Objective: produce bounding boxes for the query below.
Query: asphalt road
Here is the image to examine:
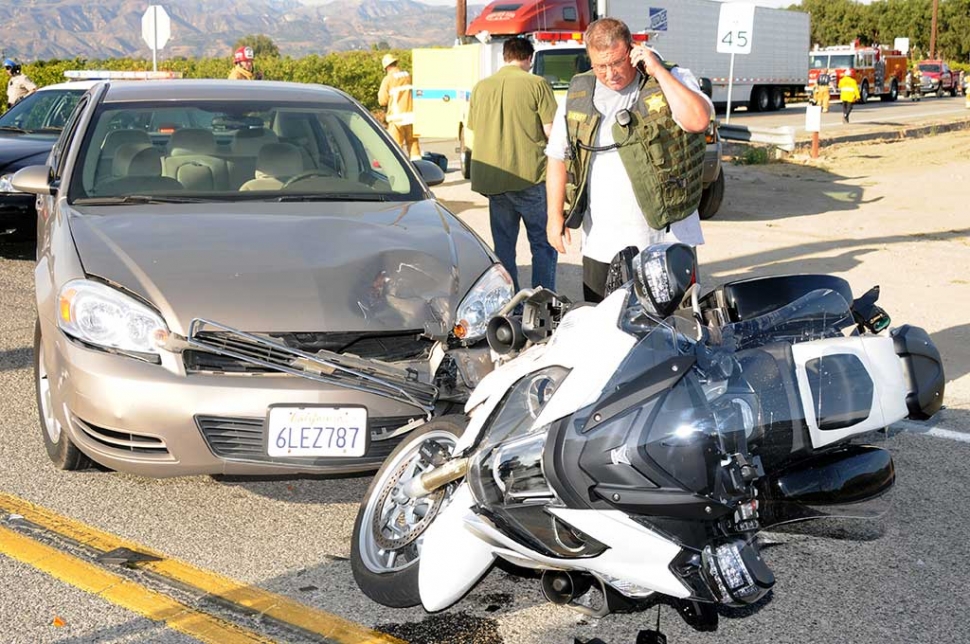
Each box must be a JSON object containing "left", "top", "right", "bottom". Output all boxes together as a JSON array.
[
  {"left": 1, "top": 105, "right": 969, "bottom": 644},
  {"left": 721, "top": 91, "right": 968, "bottom": 133}
]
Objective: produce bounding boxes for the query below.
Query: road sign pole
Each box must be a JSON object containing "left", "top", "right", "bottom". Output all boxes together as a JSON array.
[
  {"left": 725, "top": 52, "right": 736, "bottom": 124},
  {"left": 152, "top": 6, "right": 158, "bottom": 71}
]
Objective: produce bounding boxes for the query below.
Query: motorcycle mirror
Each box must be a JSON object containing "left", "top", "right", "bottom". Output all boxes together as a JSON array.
[
  {"left": 520, "top": 288, "right": 571, "bottom": 343},
  {"left": 633, "top": 243, "right": 697, "bottom": 318}
]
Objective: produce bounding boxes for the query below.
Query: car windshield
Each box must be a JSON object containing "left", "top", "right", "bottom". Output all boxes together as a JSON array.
[
  {"left": 918, "top": 63, "right": 941, "bottom": 73},
  {"left": 68, "top": 99, "right": 422, "bottom": 203},
  {"left": 532, "top": 49, "right": 591, "bottom": 90},
  {"left": 0, "top": 88, "right": 86, "bottom": 133}
]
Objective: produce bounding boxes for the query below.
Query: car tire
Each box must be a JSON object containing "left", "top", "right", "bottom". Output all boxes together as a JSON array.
[
  {"left": 459, "top": 130, "right": 471, "bottom": 181},
  {"left": 699, "top": 170, "right": 725, "bottom": 221},
  {"left": 859, "top": 81, "right": 869, "bottom": 104},
  {"left": 35, "top": 320, "right": 90, "bottom": 471},
  {"left": 351, "top": 415, "right": 467, "bottom": 608}
]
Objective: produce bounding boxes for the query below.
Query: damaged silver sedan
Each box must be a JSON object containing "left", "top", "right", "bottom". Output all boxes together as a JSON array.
[{"left": 16, "top": 80, "right": 512, "bottom": 477}]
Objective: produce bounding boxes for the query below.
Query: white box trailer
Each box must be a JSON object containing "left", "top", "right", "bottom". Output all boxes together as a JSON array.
[{"left": 602, "top": 0, "right": 809, "bottom": 111}]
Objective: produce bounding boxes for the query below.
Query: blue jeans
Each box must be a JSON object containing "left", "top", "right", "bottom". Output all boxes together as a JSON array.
[{"left": 487, "top": 183, "right": 557, "bottom": 292}]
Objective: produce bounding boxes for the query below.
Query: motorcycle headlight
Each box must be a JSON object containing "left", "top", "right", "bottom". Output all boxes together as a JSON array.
[
  {"left": 57, "top": 280, "right": 168, "bottom": 355},
  {"left": 469, "top": 366, "right": 570, "bottom": 506},
  {"left": 0, "top": 173, "right": 21, "bottom": 194},
  {"left": 455, "top": 263, "right": 514, "bottom": 342}
]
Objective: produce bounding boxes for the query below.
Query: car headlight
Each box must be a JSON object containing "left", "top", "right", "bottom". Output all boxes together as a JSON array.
[
  {"left": 57, "top": 280, "right": 168, "bottom": 355},
  {"left": 455, "top": 263, "right": 513, "bottom": 341},
  {"left": 0, "top": 173, "right": 21, "bottom": 194}
]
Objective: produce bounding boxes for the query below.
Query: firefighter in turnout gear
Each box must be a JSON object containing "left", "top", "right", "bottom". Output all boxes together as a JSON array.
[
  {"left": 228, "top": 46, "right": 259, "bottom": 80},
  {"left": 906, "top": 66, "right": 922, "bottom": 101},
  {"left": 545, "top": 18, "right": 713, "bottom": 302},
  {"left": 815, "top": 68, "right": 831, "bottom": 112},
  {"left": 378, "top": 54, "right": 421, "bottom": 160}
]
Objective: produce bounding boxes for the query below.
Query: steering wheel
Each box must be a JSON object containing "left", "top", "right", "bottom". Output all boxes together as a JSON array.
[{"left": 282, "top": 169, "right": 336, "bottom": 188}]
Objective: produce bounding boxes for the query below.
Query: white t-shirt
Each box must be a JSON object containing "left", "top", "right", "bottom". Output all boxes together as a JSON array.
[{"left": 546, "top": 68, "right": 712, "bottom": 263}]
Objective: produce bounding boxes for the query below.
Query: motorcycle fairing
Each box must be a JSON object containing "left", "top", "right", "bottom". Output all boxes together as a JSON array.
[
  {"left": 790, "top": 336, "right": 908, "bottom": 448},
  {"left": 456, "top": 507, "right": 689, "bottom": 599},
  {"left": 455, "top": 290, "right": 636, "bottom": 455},
  {"left": 548, "top": 508, "right": 691, "bottom": 599},
  {"left": 418, "top": 484, "right": 496, "bottom": 612}
]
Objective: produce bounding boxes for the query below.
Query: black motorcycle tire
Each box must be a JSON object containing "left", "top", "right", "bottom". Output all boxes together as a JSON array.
[{"left": 350, "top": 415, "right": 467, "bottom": 608}]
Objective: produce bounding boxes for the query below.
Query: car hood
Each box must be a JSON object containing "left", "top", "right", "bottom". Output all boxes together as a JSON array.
[
  {"left": 68, "top": 200, "right": 495, "bottom": 336},
  {"left": 0, "top": 135, "right": 55, "bottom": 173}
]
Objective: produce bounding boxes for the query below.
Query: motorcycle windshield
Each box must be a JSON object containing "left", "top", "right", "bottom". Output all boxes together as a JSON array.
[
  {"left": 595, "top": 288, "right": 893, "bottom": 534},
  {"left": 718, "top": 289, "right": 856, "bottom": 351}
]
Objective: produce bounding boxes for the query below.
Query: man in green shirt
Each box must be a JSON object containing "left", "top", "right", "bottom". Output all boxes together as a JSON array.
[{"left": 467, "top": 38, "right": 558, "bottom": 291}]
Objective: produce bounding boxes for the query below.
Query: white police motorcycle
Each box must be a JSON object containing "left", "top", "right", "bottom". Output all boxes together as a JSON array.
[{"left": 350, "top": 243, "right": 944, "bottom": 630}]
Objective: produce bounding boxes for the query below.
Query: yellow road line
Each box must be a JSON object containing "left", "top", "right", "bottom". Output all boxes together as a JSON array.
[
  {"left": 0, "top": 492, "right": 404, "bottom": 644},
  {"left": 0, "top": 525, "right": 274, "bottom": 644}
]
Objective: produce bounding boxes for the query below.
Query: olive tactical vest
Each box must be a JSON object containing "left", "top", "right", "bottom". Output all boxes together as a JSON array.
[{"left": 564, "top": 71, "right": 706, "bottom": 231}]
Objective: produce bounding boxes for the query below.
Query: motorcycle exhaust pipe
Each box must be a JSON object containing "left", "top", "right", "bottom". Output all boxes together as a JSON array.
[
  {"left": 541, "top": 570, "right": 593, "bottom": 606},
  {"left": 401, "top": 457, "right": 469, "bottom": 499}
]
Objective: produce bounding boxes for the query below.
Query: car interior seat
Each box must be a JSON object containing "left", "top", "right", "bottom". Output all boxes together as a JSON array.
[
  {"left": 96, "top": 130, "right": 153, "bottom": 184},
  {"left": 162, "top": 128, "right": 231, "bottom": 191},
  {"left": 94, "top": 144, "right": 183, "bottom": 196},
  {"left": 227, "top": 127, "right": 279, "bottom": 189},
  {"left": 239, "top": 142, "right": 304, "bottom": 191}
]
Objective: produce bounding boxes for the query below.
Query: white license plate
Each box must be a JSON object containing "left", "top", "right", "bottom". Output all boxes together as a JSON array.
[{"left": 266, "top": 406, "right": 367, "bottom": 458}]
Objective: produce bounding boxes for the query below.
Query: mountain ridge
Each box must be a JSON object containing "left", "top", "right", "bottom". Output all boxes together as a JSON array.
[{"left": 0, "top": 0, "right": 483, "bottom": 61}]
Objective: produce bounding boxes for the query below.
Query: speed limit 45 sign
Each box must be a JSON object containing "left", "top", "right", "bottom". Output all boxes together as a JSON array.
[{"left": 716, "top": 2, "right": 755, "bottom": 55}]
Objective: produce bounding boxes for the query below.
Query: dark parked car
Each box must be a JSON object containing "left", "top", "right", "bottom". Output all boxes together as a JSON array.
[{"left": 0, "top": 81, "right": 94, "bottom": 240}]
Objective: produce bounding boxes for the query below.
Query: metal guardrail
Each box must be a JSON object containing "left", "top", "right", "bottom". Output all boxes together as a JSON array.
[{"left": 718, "top": 123, "right": 797, "bottom": 152}]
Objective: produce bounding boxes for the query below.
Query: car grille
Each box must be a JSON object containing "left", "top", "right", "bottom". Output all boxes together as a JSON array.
[
  {"left": 72, "top": 415, "right": 171, "bottom": 458},
  {"left": 184, "top": 331, "right": 433, "bottom": 373},
  {"left": 195, "top": 414, "right": 415, "bottom": 465},
  {"left": 186, "top": 320, "right": 439, "bottom": 413},
  {"left": 273, "top": 331, "right": 433, "bottom": 361}
]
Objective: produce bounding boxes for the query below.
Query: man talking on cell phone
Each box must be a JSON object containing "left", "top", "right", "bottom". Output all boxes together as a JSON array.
[{"left": 545, "top": 18, "right": 713, "bottom": 303}]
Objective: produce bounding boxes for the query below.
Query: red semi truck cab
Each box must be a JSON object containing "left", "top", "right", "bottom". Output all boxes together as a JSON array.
[{"left": 466, "top": 0, "right": 594, "bottom": 37}]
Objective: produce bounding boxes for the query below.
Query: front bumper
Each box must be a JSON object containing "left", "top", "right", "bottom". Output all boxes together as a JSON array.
[
  {"left": 0, "top": 193, "right": 35, "bottom": 237},
  {"left": 43, "top": 320, "right": 446, "bottom": 477}
]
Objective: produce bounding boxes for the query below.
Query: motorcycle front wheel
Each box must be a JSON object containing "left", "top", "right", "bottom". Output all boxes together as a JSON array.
[{"left": 351, "top": 415, "right": 467, "bottom": 607}]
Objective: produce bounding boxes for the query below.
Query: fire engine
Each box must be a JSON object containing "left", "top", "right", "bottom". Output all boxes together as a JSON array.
[{"left": 807, "top": 41, "right": 908, "bottom": 103}]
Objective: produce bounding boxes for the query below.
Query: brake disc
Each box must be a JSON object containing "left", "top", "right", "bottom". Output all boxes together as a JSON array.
[{"left": 371, "top": 444, "right": 449, "bottom": 551}]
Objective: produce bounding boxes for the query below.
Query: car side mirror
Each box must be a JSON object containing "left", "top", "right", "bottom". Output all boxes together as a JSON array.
[
  {"left": 412, "top": 159, "right": 445, "bottom": 187},
  {"left": 699, "top": 77, "right": 714, "bottom": 100},
  {"left": 11, "top": 165, "right": 55, "bottom": 196}
]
